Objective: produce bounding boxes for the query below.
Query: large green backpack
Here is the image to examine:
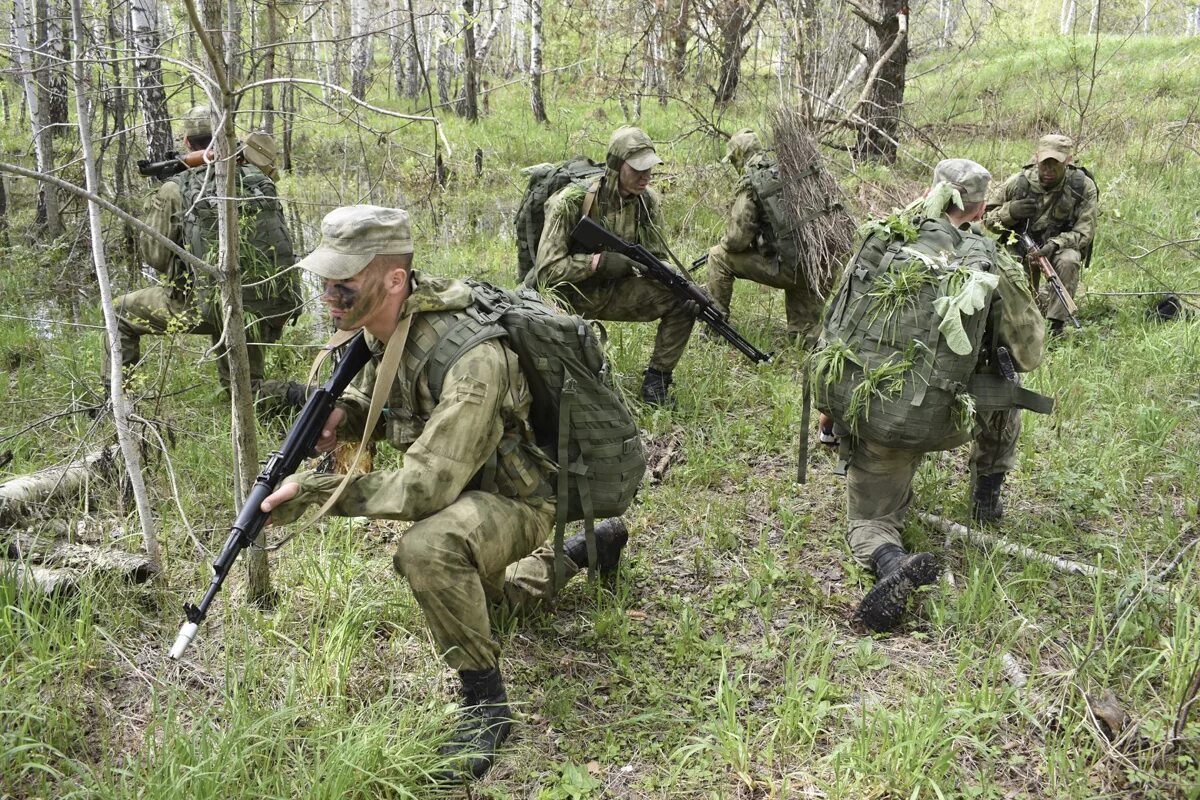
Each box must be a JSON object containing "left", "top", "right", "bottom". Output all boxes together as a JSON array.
[
  {"left": 743, "top": 157, "right": 803, "bottom": 277},
  {"left": 514, "top": 156, "right": 606, "bottom": 281},
  {"left": 815, "top": 218, "right": 1000, "bottom": 452},
  {"left": 175, "top": 164, "right": 299, "bottom": 312},
  {"left": 414, "top": 281, "right": 645, "bottom": 582}
]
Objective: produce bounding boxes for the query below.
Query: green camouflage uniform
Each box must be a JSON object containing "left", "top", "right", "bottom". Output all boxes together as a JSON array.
[
  {"left": 105, "top": 165, "right": 293, "bottom": 391},
  {"left": 845, "top": 216, "right": 1045, "bottom": 565},
  {"left": 273, "top": 273, "right": 589, "bottom": 672},
  {"left": 525, "top": 134, "right": 694, "bottom": 373},
  {"left": 984, "top": 165, "right": 1098, "bottom": 324},
  {"left": 707, "top": 133, "right": 823, "bottom": 341}
]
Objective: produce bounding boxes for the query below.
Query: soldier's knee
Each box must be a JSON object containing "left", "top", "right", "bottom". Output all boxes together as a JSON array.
[
  {"left": 1054, "top": 249, "right": 1082, "bottom": 270},
  {"left": 393, "top": 523, "right": 465, "bottom": 583}
]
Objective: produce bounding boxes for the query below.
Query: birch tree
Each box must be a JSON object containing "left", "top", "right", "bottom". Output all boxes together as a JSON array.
[
  {"left": 350, "top": 0, "right": 374, "bottom": 100},
  {"left": 849, "top": 0, "right": 908, "bottom": 164},
  {"left": 129, "top": 0, "right": 173, "bottom": 157},
  {"left": 12, "top": 0, "right": 61, "bottom": 233},
  {"left": 529, "top": 0, "right": 547, "bottom": 122}
]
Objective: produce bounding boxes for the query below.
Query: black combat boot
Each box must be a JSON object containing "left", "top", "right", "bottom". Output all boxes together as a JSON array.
[
  {"left": 640, "top": 367, "right": 675, "bottom": 408},
  {"left": 1048, "top": 319, "right": 1066, "bottom": 338},
  {"left": 971, "top": 472, "right": 1006, "bottom": 525},
  {"left": 437, "top": 667, "right": 513, "bottom": 782},
  {"left": 858, "top": 544, "right": 940, "bottom": 633},
  {"left": 564, "top": 518, "right": 629, "bottom": 577}
]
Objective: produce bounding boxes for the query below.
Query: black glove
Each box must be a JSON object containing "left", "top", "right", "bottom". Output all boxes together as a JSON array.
[
  {"left": 1035, "top": 241, "right": 1059, "bottom": 260},
  {"left": 593, "top": 251, "right": 638, "bottom": 280},
  {"left": 682, "top": 286, "right": 724, "bottom": 318},
  {"left": 1005, "top": 197, "right": 1039, "bottom": 221}
]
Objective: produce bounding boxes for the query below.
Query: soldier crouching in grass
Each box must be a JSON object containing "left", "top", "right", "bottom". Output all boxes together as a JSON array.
[
  {"left": 260, "top": 206, "right": 631, "bottom": 781},
  {"left": 814, "top": 160, "right": 1049, "bottom": 633}
]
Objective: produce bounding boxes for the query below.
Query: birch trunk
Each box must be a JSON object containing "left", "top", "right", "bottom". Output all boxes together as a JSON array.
[
  {"left": 458, "top": 0, "right": 479, "bottom": 119},
  {"left": 12, "top": 0, "right": 62, "bottom": 233},
  {"left": 509, "top": 0, "right": 526, "bottom": 77},
  {"left": 70, "top": 0, "right": 161, "bottom": 571},
  {"left": 436, "top": 3, "right": 454, "bottom": 107},
  {"left": 350, "top": 0, "right": 374, "bottom": 100},
  {"left": 261, "top": 0, "right": 279, "bottom": 132},
  {"left": 129, "top": 0, "right": 173, "bottom": 157},
  {"left": 404, "top": 0, "right": 423, "bottom": 97},
  {"left": 529, "top": 0, "right": 547, "bottom": 123}
]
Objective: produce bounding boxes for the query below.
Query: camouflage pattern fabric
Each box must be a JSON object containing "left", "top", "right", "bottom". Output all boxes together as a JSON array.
[
  {"left": 842, "top": 215, "right": 1045, "bottom": 567},
  {"left": 707, "top": 152, "right": 823, "bottom": 341},
  {"left": 984, "top": 165, "right": 1098, "bottom": 323},
  {"left": 270, "top": 273, "right": 587, "bottom": 672},
  {"left": 527, "top": 163, "right": 694, "bottom": 373}
]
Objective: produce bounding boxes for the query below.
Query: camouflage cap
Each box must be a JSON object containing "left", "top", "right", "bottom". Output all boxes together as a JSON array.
[
  {"left": 723, "top": 128, "right": 762, "bottom": 164},
  {"left": 1035, "top": 133, "right": 1073, "bottom": 163},
  {"left": 296, "top": 205, "right": 413, "bottom": 280},
  {"left": 608, "top": 126, "right": 663, "bottom": 171},
  {"left": 181, "top": 105, "right": 212, "bottom": 139},
  {"left": 932, "top": 158, "right": 991, "bottom": 204},
  {"left": 241, "top": 130, "right": 277, "bottom": 171}
]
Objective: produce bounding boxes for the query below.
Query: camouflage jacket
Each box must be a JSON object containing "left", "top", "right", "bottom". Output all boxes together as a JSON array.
[
  {"left": 528, "top": 167, "right": 670, "bottom": 301},
  {"left": 277, "top": 272, "right": 555, "bottom": 524},
  {"left": 722, "top": 152, "right": 771, "bottom": 255},
  {"left": 983, "top": 165, "right": 1098, "bottom": 254}
]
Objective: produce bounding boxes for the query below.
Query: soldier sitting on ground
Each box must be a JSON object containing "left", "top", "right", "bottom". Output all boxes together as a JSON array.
[
  {"left": 706, "top": 128, "right": 824, "bottom": 346},
  {"left": 984, "top": 133, "right": 1098, "bottom": 336}
]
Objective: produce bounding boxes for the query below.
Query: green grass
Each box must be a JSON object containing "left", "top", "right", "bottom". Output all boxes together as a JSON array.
[{"left": 2, "top": 32, "right": 1200, "bottom": 800}]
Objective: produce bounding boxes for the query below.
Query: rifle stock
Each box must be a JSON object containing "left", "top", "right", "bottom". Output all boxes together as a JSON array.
[
  {"left": 168, "top": 331, "right": 373, "bottom": 659},
  {"left": 1015, "top": 231, "right": 1082, "bottom": 329},
  {"left": 137, "top": 149, "right": 218, "bottom": 181},
  {"left": 570, "top": 217, "right": 772, "bottom": 364}
]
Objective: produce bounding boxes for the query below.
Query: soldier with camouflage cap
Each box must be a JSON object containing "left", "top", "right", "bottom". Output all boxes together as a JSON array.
[
  {"left": 819, "top": 159, "right": 1045, "bottom": 633},
  {"left": 706, "top": 128, "right": 824, "bottom": 345},
  {"left": 260, "top": 205, "right": 629, "bottom": 782},
  {"left": 103, "top": 104, "right": 298, "bottom": 400},
  {"left": 984, "top": 133, "right": 1098, "bottom": 335},
  {"left": 524, "top": 126, "right": 700, "bottom": 407}
]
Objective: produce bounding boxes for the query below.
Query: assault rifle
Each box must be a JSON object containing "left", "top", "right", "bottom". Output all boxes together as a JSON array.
[
  {"left": 137, "top": 149, "right": 213, "bottom": 181},
  {"left": 571, "top": 217, "right": 772, "bottom": 364},
  {"left": 1014, "top": 231, "right": 1082, "bottom": 330},
  {"left": 168, "top": 331, "right": 373, "bottom": 659}
]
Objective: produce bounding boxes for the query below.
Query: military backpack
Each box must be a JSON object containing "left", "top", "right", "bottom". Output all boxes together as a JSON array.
[
  {"left": 816, "top": 218, "right": 1001, "bottom": 452},
  {"left": 513, "top": 156, "right": 606, "bottom": 281},
  {"left": 410, "top": 281, "right": 645, "bottom": 583},
  {"left": 174, "top": 164, "right": 299, "bottom": 314},
  {"left": 743, "top": 157, "right": 803, "bottom": 278}
]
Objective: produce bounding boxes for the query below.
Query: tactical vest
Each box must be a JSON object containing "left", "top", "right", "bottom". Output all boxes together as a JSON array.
[
  {"left": 743, "top": 157, "right": 802, "bottom": 277},
  {"left": 173, "top": 164, "right": 299, "bottom": 313},
  {"left": 383, "top": 281, "right": 645, "bottom": 581},
  {"left": 1014, "top": 164, "right": 1097, "bottom": 241},
  {"left": 817, "top": 219, "right": 1000, "bottom": 452},
  {"left": 514, "top": 156, "right": 606, "bottom": 281}
]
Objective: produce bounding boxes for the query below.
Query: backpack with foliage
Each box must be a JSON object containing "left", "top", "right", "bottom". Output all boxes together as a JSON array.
[
  {"left": 173, "top": 164, "right": 299, "bottom": 314},
  {"left": 514, "top": 156, "right": 606, "bottom": 281},
  {"left": 743, "top": 156, "right": 803, "bottom": 277},
  {"left": 408, "top": 280, "right": 645, "bottom": 582},
  {"left": 814, "top": 195, "right": 1003, "bottom": 452}
]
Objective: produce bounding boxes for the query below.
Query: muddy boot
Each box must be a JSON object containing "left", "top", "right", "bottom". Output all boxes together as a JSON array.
[
  {"left": 1048, "top": 319, "right": 1065, "bottom": 338},
  {"left": 971, "top": 472, "right": 1006, "bottom": 525},
  {"left": 437, "top": 667, "right": 513, "bottom": 782},
  {"left": 564, "top": 518, "right": 629, "bottom": 577},
  {"left": 640, "top": 367, "right": 675, "bottom": 408},
  {"left": 858, "top": 544, "right": 940, "bottom": 633}
]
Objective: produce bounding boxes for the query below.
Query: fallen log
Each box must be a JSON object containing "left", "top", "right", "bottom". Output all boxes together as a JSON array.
[
  {"left": 4, "top": 563, "right": 80, "bottom": 597},
  {"left": 4, "top": 531, "right": 154, "bottom": 584},
  {"left": 0, "top": 445, "right": 120, "bottom": 525}
]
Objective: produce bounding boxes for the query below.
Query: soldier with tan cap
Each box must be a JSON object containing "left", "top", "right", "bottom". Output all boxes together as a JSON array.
[
  {"left": 984, "top": 133, "right": 1099, "bottom": 335},
  {"left": 103, "top": 105, "right": 298, "bottom": 399},
  {"left": 525, "top": 126, "right": 700, "bottom": 407},
  {"left": 259, "top": 205, "right": 629, "bottom": 782}
]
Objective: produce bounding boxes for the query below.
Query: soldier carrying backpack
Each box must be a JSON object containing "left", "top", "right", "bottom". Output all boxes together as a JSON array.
[
  {"left": 103, "top": 106, "right": 300, "bottom": 398},
  {"left": 814, "top": 159, "right": 1050, "bottom": 633},
  {"left": 259, "top": 205, "right": 645, "bottom": 783}
]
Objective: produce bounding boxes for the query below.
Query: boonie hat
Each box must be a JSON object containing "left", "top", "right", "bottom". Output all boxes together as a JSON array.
[
  {"left": 723, "top": 128, "right": 762, "bottom": 164},
  {"left": 1035, "top": 133, "right": 1073, "bottom": 163},
  {"left": 296, "top": 205, "right": 414, "bottom": 280},
  {"left": 932, "top": 158, "right": 991, "bottom": 204}
]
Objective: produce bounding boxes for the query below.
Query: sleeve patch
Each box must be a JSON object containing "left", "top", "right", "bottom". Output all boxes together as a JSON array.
[{"left": 452, "top": 376, "right": 489, "bottom": 405}]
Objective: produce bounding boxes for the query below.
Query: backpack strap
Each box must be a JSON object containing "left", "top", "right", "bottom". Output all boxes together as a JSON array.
[{"left": 580, "top": 178, "right": 602, "bottom": 220}]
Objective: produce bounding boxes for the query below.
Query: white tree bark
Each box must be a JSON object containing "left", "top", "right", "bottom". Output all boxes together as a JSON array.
[
  {"left": 529, "top": 0, "right": 546, "bottom": 122},
  {"left": 129, "top": 0, "right": 174, "bottom": 157},
  {"left": 350, "top": 0, "right": 374, "bottom": 99},
  {"left": 70, "top": 0, "right": 162, "bottom": 571},
  {"left": 436, "top": 2, "right": 454, "bottom": 106},
  {"left": 404, "top": 0, "right": 423, "bottom": 97},
  {"left": 12, "top": 0, "right": 61, "bottom": 232},
  {"left": 1060, "top": 0, "right": 1077, "bottom": 33},
  {"left": 510, "top": 0, "right": 526, "bottom": 75}
]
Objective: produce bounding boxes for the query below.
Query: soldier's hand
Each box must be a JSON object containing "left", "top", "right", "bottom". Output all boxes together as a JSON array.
[
  {"left": 1035, "top": 241, "right": 1059, "bottom": 260},
  {"left": 682, "top": 286, "right": 723, "bottom": 318},
  {"left": 593, "top": 251, "right": 637, "bottom": 280},
  {"left": 1006, "top": 197, "right": 1039, "bottom": 221},
  {"left": 315, "top": 407, "right": 346, "bottom": 453},
  {"left": 260, "top": 478, "right": 301, "bottom": 521}
]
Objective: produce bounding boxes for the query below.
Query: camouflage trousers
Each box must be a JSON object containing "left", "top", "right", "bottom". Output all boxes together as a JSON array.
[
  {"left": 706, "top": 244, "right": 823, "bottom": 343},
  {"left": 103, "top": 285, "right": 286, "bottom": 391},
  {"left": 557, "top": 276, "right": 695, "bottom": 372},
  {"left": 1027, "top": 247, "right": 1083, "bottom": 323},
  {"left": 392, "top": 491, "right": 588, "bottom": 672},
  {"left": 845, "top": 408, "right": 1022, "bottom": 567}
]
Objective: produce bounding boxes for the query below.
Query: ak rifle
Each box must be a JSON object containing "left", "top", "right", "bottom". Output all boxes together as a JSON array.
[
  {"left": 168, "top": 331, "right": 373, "bottom": 659},
  {"left": 1014, "top": 231, "right": 1082, "bottom": 329},
  {"left": 571, "top": 216, "right": 772, "bottom": 364}
]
